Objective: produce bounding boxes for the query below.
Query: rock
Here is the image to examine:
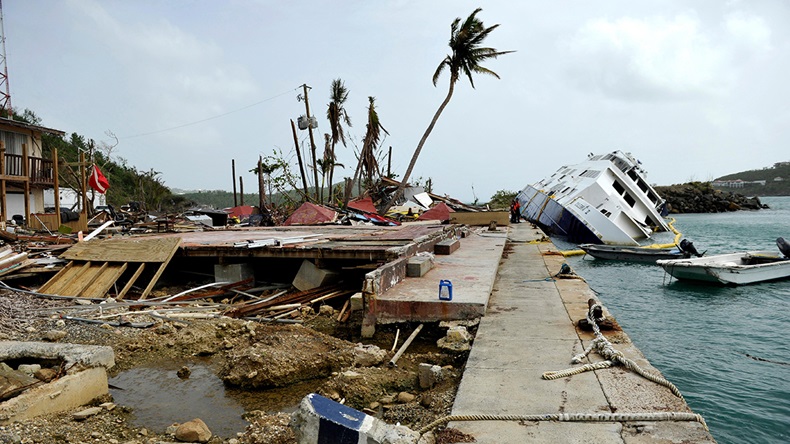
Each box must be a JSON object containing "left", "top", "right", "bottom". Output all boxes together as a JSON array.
[
  {"left": 341, "top": 370, "right": 362, "bottom": 380},
  {"left": 419, "top": 394, "right": 432, "bottom": 408},
  {"left": 353, "top": 344, "right": 387, "bottom": 367},
  {"left": 34, "top": 367, "right": 58, "bottom": 382},
  {"left": 379, "top": 394, "right": 396, "bottom": 405},
  {"left": 369, "top": 401, "right": 381, "bottom": 410},
  {"left": 437, "top": 326, "right": 472, "bottom": 351},
  {"left": 319, "top": 305, "right": 335, "bottom": 316},
  {"left": 42, "top": 330, "right": 68, "bottom": 342},
  {"left": 1, "top": 362, "right": 39, "bottom": 399},
  {"left": 175, "top": 418, "right": 212, "bottom": 443},
  {"left": 418, "top": 363, "right": 443, "bottom": 389},
  {"left": 397, "top": 392, "right": 415, "bottom": 403},
  {"left": 17, "top": 364, "right": 41, "bottom": 375},
  {"left": 155, "top": 323, "right": 174, "bottom": 335},
  {"left": 0, "top": 431, "right": 21, "bottom": 444},
  {"left": 100, "top": 402, "right": 116, "bottom": 411},
  {"left": 176, "top": 366, "right": 191, "bottom": 379},
  {"left": 72, "top": 406, "right": 103, "bottom": 420}
]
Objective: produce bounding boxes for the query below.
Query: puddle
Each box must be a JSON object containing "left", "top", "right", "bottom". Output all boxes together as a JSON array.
[{"left": 109, "top": 359, "right": 323, "bottom": 438}]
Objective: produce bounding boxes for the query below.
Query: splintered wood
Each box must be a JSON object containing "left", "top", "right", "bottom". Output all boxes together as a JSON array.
[{"left": 38, "top": 237, "right": 181, "bottom": 300}]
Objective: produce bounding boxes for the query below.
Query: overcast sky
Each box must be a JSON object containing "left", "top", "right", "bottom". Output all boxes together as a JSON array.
[{"left": 6, "top": 0, "right": 789, "bottom": 202}]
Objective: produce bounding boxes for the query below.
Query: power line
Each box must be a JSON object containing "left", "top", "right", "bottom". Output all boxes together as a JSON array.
[{"left": 120, "top": 86, "right": 300, "bottom": 139}]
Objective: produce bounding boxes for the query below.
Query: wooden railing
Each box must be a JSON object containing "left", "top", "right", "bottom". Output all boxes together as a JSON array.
[{"left": 3, "top": 154, "right": 55, "bottom": 185}]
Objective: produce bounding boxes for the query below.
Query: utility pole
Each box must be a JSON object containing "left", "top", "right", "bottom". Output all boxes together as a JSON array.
[
  {"left": 301, "top": 84, "right": 319, "bottom": 201},
  {"left": 231, "top": 159, "right": 238, "bottom": 207}
]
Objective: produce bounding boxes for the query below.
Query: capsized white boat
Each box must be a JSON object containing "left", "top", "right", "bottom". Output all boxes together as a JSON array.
[
  {"left": 516, "top": 151, "right": 670, "bottom": 246},
  {"left": 657, "top": 237, "right": 790, "bottom": 285}
]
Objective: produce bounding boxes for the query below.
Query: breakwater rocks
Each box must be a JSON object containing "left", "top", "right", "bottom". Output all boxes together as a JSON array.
[{"left": 655, "top": 182, "right": 768, "bottom": 214}]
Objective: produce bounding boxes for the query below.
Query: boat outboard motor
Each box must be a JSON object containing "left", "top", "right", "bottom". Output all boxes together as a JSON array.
[
  {"left": 777, "top": 237, "right": 790, "bottom": 259},
  {"left": 679, "top": 239, "right": 703, "bottom": 257}
]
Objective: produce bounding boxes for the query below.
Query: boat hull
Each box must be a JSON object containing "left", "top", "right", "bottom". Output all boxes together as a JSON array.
[
  {"left": 657, "top": 251, "right": 790, "bottom": 285},
  {"left": 516, "top": 185, "right": 601, "bottom": 244},
  {"left": 580, "top": 244, "right": 686, "bottom": 264}
]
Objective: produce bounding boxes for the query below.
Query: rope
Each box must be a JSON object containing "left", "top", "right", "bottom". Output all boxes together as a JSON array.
[
  {"left": 542, "top": 302, "right": 686, "bottom": 400},
  {"left": 418, "top": 411, "right": 708, "bottom": 434}
]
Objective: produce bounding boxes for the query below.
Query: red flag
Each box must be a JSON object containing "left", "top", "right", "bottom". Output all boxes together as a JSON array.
[{"left": 88, "top": 164, "right": 110, "bottom": 194}]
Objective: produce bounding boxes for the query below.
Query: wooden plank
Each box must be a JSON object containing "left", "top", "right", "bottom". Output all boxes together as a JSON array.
[
  {"left": 44, "top": 261, "right": 92, "bottom": 295},
  {"left": 68, "top": 262, "right": 109, "bottom": 297},
  {"left": 61, "top": 237, "right": 182, "bottom": 263},
  {"left": 450, "top": 211, "right": 510, "bottom": 226},
  {"left": 139, "top": 238, "right": 182, "bottom": 300},
  {"left": 59, "top": 263, "right": 103, "bottom": 296},
  {"left": 38, "top": 261, "right": 75, "bottom": 294},
  {"left": 117, "top": 263, "right": 145, "bottom": 300},
  {"left": 84, "top": 263, "right": 128, "bottom": 298}
]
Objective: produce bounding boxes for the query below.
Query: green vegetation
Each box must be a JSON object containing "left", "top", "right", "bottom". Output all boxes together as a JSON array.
[
  {"left": 488, "top": 189, "right": 517, "bottom": 209},
  {"left": 16, "top": 109, "right": 193, "bottom": 214},
  {"left": 713, "top": 161, "right": 790, "bottom": 196}
]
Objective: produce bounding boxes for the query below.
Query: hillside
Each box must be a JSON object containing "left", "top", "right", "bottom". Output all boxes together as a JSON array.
[{"left": 712, "top": 161, "right": 790, "bottom": 196}]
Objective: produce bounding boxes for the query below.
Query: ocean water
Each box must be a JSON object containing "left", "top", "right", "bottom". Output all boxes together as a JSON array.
[{"left": 564, "top": 196, "right": 790, "bottom": 444}]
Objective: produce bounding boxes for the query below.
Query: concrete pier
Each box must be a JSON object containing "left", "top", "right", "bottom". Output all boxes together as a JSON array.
[{"left": 448, "top": 223, "right": 715, "bottom": 443}]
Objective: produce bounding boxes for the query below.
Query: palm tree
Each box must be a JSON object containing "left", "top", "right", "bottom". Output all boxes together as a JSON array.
[
  {"left": 326, "top": 79, "right": 352, "bottom": 204},
  {"left": 345, "top": 96, "right": 388, "bottom": 206},
  {"left": 380, "top": 8, "right": 513, "bottom": 213}
]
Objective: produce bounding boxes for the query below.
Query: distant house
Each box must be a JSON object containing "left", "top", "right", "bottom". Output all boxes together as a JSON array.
[
  {"left": 774, "top": 176, "right": 784, "bottom": 182},
  {"left": 0, "top": 117, "right": 88, "bottom": 233}
]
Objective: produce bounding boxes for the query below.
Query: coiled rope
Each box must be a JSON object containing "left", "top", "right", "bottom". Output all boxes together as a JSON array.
[
  {"left": 542, "top": 302, "right": 685, "bottom": 401},
  {"left": 417, "top": 301, "right": 709, "bottom": 436},
  {"left": 418, "top": 411, "right": 708, "bottom": 434}
]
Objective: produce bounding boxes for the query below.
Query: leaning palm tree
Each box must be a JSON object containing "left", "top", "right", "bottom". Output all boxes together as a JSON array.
[
  {"left": 326, "top": 79, "right": 352, "bottom": 204},
  {"left": 380, "top": 8, "right": 513, "bottom": 213}
]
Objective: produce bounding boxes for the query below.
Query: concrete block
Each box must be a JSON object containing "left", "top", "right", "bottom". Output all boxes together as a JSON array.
[
  {"left": 291, "top": 393, "right": 419, "bottom": 444},
  {"left": 406, "top": 256, "right": 433, "bottom": 277},
  {"left": 292, "top": 260, "right": 339, "bottom": 292},
  {"left": 214, "top": 263, "right": 254, "bottom": 284},
  {"left": 349, "top": 293, "right": 363, "bottom": 312},
  {"left": 434, "top": 239, "right": 460, "bottom": 255}
]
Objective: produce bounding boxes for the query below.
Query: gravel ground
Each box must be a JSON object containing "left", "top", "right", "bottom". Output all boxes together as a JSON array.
[{"left": 0, "top": 289, "right": 473, "bottom": 443}]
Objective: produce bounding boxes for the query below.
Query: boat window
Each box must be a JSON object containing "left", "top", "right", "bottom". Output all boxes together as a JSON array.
[
  {"left": 612, "top": 180, "right": 625, "bottom": 195},
  {"left": 638, "top": 179, "right": 648, "bottom": 193},
  {"left": 647, "top": 191, "right": 657, "bottom": 203},
  {"left": 600, "top": 209, "right": 612, "bottom": 217},
  {"left": 624, "top": 193, "right": 636, "bottom": 207},
  {"left": 644, "top": 215, "right": 655, "bottom": 226},
  {"left": 628, "top": 170, "right": 638, "bottom": 181}
]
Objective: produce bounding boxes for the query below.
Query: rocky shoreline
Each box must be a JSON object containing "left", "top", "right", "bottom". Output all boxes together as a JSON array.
[{"left": 655, "top": 182, "right": 768, "bottom": 214}]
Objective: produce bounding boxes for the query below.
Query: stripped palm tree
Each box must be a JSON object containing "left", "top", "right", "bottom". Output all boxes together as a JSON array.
[
  {"left": 326, "top": 79, "right": 352, "bottom": 204},
  {"left": 345, "top": 96, "right": 388, "bottom": 206},
  {"left": 381, "top": 8, "right": 513, "bottom": 213}
]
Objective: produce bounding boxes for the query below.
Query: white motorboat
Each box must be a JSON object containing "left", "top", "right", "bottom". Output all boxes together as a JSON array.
[
  {"left": 657, "top": 238, "right": 790, "bottom": 285},
  {"left": 516, "top": 151, "right": 670, "bottom": 246}
]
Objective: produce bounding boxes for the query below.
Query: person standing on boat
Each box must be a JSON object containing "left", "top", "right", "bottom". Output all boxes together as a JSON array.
[{"left": 510, "top": 199, "right": 521, "bottom": 223}]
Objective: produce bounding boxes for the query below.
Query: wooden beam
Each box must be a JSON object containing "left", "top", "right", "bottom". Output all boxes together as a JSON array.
[
  {"left": 117, "top": 263, "right": 146, "bottom": 300},
  {"left": 139, "top": 238, "right": 181, "bottom": 300}
]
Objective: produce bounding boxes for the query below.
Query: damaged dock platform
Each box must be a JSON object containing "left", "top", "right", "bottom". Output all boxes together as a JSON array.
[{"left": 445, "top": 223, "right": 715, "bottom": 443}]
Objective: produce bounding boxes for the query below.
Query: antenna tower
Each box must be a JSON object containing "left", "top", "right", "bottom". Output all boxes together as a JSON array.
[{"left": 0, "top": 0, "right": 11, "bottom": 114}]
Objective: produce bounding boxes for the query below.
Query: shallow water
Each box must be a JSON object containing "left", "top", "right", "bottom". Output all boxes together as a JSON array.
[
  {"left": 109, "top": 359, "right": 321, "bottom": 438},
  {"left": 566, "top": 196, "right": 790, "bottom": 444}
]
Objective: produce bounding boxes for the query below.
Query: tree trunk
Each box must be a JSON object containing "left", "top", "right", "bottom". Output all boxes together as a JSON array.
[
  {"left": 328, "top": 141, "right": 336, "bottom": 204},
  {"left": 380, "top": 81, "right": 456, "bottom": 214}
]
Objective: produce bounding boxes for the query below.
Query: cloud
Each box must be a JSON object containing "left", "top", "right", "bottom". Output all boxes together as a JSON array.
[
  {"left": 562, "top": 13, "right": 731, "bottom": 100},
  {"left": 724, "top": 12, "right": 772, "bottom": 52}
]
